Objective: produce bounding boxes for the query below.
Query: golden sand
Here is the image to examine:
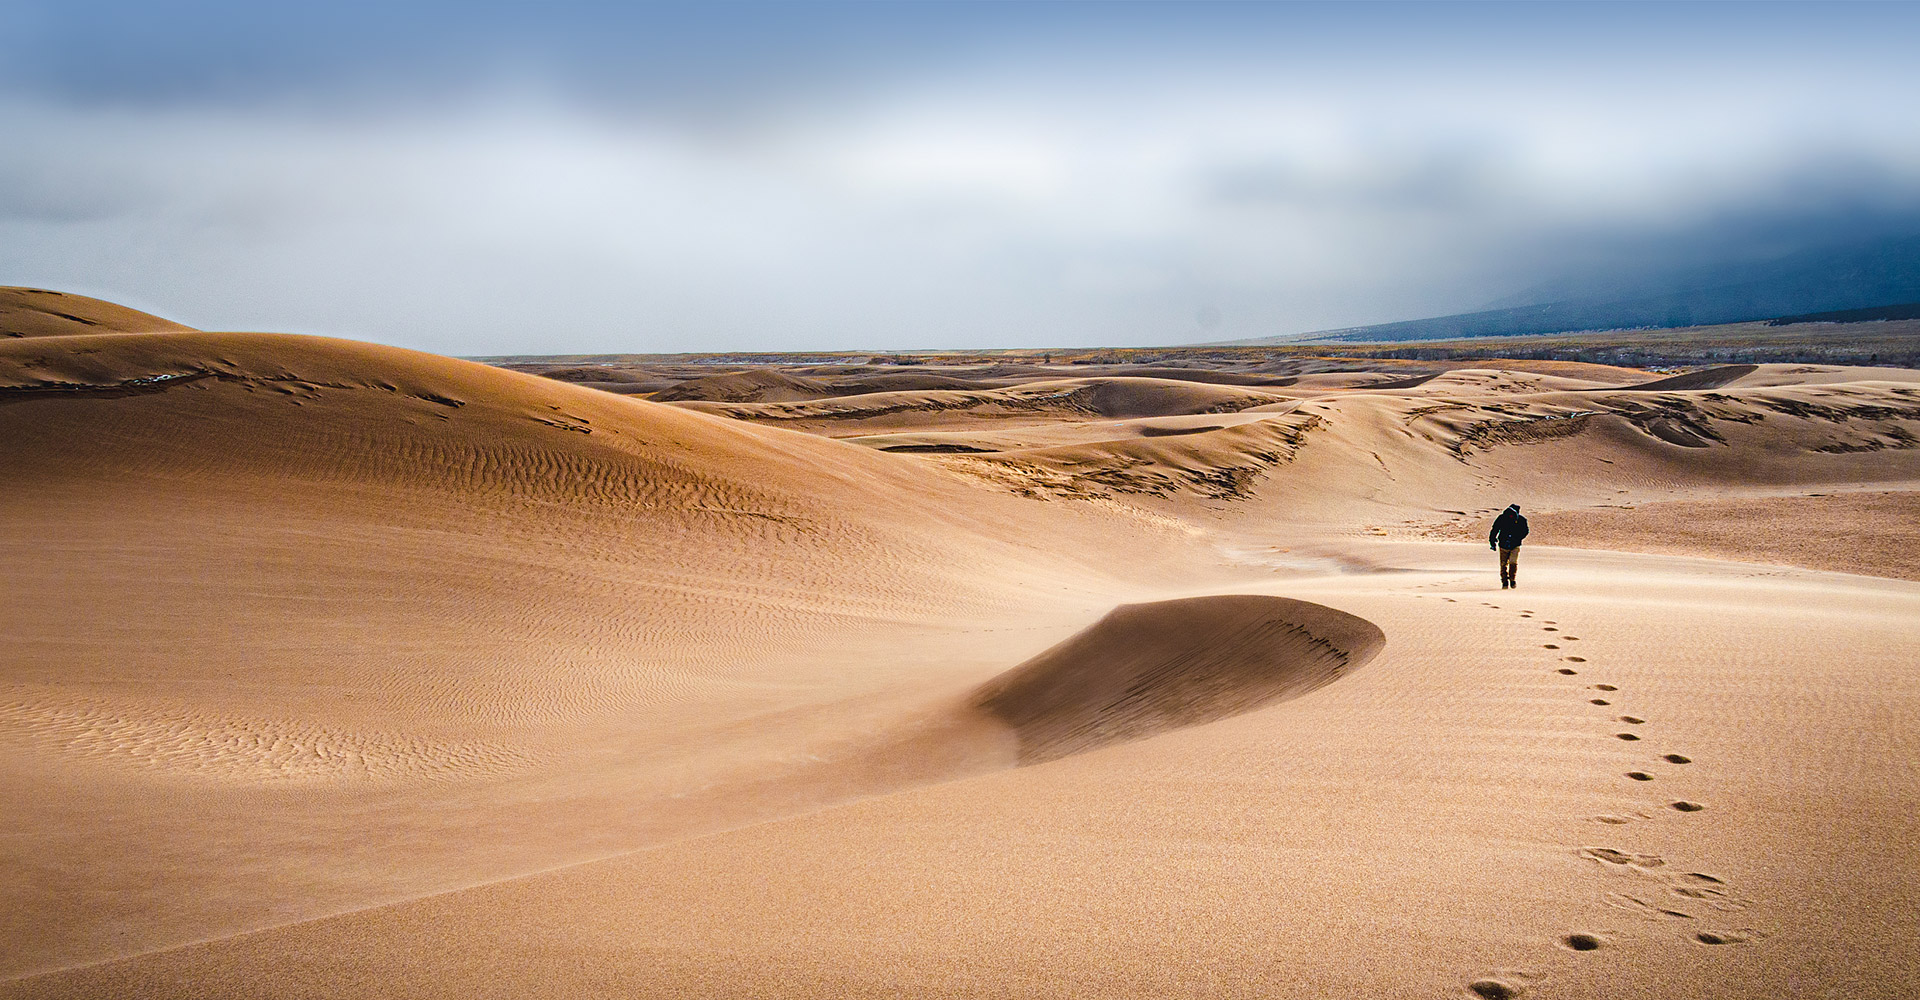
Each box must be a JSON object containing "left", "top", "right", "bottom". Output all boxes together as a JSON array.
[{"left": 4, "top": 288, "right": 1918, "bottom": 998}]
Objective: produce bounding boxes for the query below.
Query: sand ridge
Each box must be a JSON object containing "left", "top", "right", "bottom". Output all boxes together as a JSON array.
[
  {"left": 729, "top": 370, "right": 1920, "bottom": 514},
  {"left": 0, "top": 287, "right": 195, "bottom": 339}
]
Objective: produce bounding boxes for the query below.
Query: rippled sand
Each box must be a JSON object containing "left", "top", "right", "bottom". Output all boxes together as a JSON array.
[{"left": 5, "top": 287, "right": 1919, "bottom": 998}]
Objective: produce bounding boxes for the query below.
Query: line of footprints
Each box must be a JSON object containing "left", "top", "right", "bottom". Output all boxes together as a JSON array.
[{"left": 1452, "top": 599, "right": 1760, "bottom": 1000}]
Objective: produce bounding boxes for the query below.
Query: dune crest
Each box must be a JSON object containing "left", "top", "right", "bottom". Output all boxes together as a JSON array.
[{"left": 0, "top": 287, "right": 194, "bottom": 339}]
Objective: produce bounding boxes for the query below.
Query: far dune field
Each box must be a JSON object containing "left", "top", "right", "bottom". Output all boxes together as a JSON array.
[{"left": 4, "top": 287, "right": 1919, "bottom": 999}]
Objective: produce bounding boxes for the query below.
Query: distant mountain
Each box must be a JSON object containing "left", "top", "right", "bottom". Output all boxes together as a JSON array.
[
  {"left": 1241, "top": 234, "right": 1920, "bottom": 344},
  {"left": 1764, "top": 301, "right": 1920, "bottom": 325}
]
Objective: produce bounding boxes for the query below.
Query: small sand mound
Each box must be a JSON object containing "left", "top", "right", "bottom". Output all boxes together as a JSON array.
[
  {"left": 1072, "top": 377, "right": 1285, "bottom": 418},
  {"left": 1624, "top": 365, "right": 1760, "bottom": 392},
  {"left": 650, "top": 369, "right": 836, "bottom": 402},
  {"left": 527, "top": 366, "right": 654, "bottom": 384},
  {"left": 1365, "top": 372, "right": 1442, "bottom": 390},
  {"left": 664, "top": 377, "right": 1289, "bottom": 437},
  {"left": 825, "top": 372, "right": 1007, "bottom": 394},
  {"left": 1102, "top": 366, "right": 1299, "bottom": 387},
  {"left": 972, "top": 595, "right": 1384, "bottom": 764}
]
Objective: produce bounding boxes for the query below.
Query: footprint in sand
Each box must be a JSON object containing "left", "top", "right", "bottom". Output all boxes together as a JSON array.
[
  {"left": 1668, "top": 875, "right": 1753, "bottom": 916},
  {"left": 1561, "top": 933, "right": 1604, "bottom": 952},
  {"left": 1468, "top": 979, "right": 1523, "bottom": 999},
  {"left": 1590, "top": 809, "right": 1659, "bottom": 826},
  {"left": 1531, "top": 616, "right": 1735, "bottom": 973},
  {"left": 1608, "top": 894, "right": 1697, "bottom": 921},
  {"left": 1673, "top": 886, "right": 1744, "bottom": 908},
  {"left": 1544, "top": 643, "right": 1560, "bottom": 649},
  {"left": 1581, "top": 847, "right": 1664, "bottom": 868},
  {"left": 1582, "top": 804, "right": 1754, "bottom": 939}
]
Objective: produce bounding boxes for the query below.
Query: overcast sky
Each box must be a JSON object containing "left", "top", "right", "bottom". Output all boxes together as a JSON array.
[{"left": 3, "top": 1, "right": 1919, "bottom": 355}]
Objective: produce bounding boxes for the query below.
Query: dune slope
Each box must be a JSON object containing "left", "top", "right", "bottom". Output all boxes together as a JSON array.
[
  {"left": 0, "top": 328, "right": 1177, "bottom": 976},
  {"left": 1, "top": 287, "right": 194, "bottom": 338}
]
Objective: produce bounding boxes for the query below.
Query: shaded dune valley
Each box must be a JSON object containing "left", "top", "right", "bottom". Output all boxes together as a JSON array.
[{"left": 5, "top": 288, "right": 1920, "bottom": 998}]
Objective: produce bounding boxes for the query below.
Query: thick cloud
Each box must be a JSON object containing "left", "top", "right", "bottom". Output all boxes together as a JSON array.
[{"left": 2, "top": 2, "right": 1918, "bottom": 353}]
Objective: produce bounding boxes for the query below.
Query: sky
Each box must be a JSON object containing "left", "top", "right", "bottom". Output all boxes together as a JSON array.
[{"left": 3, "top": 1, "right": 1919, "bottom": 355}]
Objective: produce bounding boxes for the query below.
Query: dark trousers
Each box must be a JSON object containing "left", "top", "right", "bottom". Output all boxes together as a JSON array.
[{"left": 1498, "top": 547, "right": 1519, "bottom": 585}]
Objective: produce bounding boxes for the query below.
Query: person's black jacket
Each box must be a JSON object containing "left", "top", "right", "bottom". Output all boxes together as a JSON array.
[{"left": 1490, "top": 508, "right": 1529, "bottom": 549}]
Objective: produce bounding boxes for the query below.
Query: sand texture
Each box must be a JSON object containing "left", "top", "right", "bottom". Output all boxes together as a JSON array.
[{"left": 5, "top": 300, "right": 1920, "bottom": 998}]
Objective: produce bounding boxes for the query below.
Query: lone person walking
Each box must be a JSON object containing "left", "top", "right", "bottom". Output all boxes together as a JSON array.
[{"left": 1490, "top": 504, "right": 1529, "bottom": 589}]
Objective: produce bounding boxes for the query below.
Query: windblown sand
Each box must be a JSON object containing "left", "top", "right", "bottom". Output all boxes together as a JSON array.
[{"left": 4, "top": 288, "right": 1919, "bottom": 998}]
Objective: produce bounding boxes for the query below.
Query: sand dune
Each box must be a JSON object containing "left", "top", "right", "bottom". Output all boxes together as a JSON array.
[
  {"left": 0, "top": 325, "right": 1183, "bottom": 976},
  {"left": 974, "top": 595, "right": 1384, "bottom": 764},
  {"left": 650, "top": 367, "right": 843, "bottom": 402},
  {"left": 770, "top": 368, "right": 1920, "bottom": 510},
  {"left": 6, "top": 299, "right": 1920, "bottom": 997},
  {"left": 672, "top": 376, "right": 1294, "bottom": 434},
  {"left": 1702, "top": 362, "right": 1920, "bottom": 389},
  {"left": 0, "top": 287, "right": 195, "bottom": 339},
  {"left": 496, "top": 354, "right": 1660, "bottom": 404},
  {"left": 652, "top": 368, "right": 1014, "bottom": 402}
]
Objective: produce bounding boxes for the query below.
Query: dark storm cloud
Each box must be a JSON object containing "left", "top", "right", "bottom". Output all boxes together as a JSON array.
[{"left": 2, "top": 2, "right": 1918, "bottom": 353}]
